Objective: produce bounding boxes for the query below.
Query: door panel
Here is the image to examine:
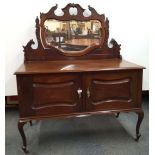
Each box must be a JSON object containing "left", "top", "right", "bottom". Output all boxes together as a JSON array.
[
  {"left": 90, "top": 78, "right": 132, "bottom": 104},
  {"left": 85, "top": 70, "right": 142, "bottom": 111},
  {"left": 32, "top": 81, "right": 77, "bottom": 109},
  {"left": 18, "top": 73, "right": 83, "bottom": 117},
  {"left": 32, "top": 74, "right": 82, "bottom": 115}
]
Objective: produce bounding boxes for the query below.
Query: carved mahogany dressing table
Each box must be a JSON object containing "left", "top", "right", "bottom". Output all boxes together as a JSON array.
[{"left": 15, "top": 4, "right": 144, "bottom": 153}]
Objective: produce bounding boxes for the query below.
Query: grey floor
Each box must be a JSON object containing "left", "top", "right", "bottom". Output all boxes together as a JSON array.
[{"left": 5, "top": 98, "right": 149, "bottom": 155}]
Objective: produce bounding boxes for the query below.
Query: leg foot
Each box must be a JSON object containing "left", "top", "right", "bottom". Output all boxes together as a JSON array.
[
  {"left": 29, "top": 120, "right": 32, "bottom": 126},
  {"left": 116, "top": 112, "right": 120, "bottom": 118},
  {"left": 22, "top": 146, "right": 29, "bottom": 154},
  {"left": 135, "top": 110, "right": 144, "bottom": 141},
  {"left": 18, "top": 120, "right": 29, "bottom": 153}
]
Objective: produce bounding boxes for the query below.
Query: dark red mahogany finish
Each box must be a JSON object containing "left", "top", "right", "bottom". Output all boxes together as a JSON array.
[{"left": 15, "top": 3, "right": 144, "bottom": 153}]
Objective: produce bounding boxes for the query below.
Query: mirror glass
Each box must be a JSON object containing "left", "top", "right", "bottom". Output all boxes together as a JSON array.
[{"left": 44, "top": 19, "right": 102, "bottom": 53}]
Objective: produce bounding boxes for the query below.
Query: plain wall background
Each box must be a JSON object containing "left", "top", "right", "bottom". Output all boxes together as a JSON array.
[{"left": 5, "top": 0, "right": 149, "bottom": 95}]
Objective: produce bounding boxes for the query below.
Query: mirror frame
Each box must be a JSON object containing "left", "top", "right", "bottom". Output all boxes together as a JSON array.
[{"left": 40, "top": 3, "right": 107, "bottom": 56}]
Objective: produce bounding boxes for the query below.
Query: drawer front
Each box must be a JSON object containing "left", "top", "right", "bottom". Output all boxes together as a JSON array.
[
  {"left": 84, "top": 70, "right": 142, "bottom": 111},
  {"left": 17, "top": 73, "right": 82, "bottom": 117}
]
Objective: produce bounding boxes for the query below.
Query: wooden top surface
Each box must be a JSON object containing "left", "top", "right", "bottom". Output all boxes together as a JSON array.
[
  {"left": 15, "top": 59, "right": 144, "bottom": 75},
  {"left": 65, "top": 39, "right": 100, "bottom": 46}
]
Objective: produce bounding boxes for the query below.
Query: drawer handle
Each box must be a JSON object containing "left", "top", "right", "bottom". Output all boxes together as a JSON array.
[
  {"left": 87, "top": 88, "right": 90, "bottom": 98},
  {"left": 77, "top": 88, "right": 82, "bottom": 98}
]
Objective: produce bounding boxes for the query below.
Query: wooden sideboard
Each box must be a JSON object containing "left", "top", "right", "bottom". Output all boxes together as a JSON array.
[{"left": 15, "top": 4, "right": 144, "bottom": 153}]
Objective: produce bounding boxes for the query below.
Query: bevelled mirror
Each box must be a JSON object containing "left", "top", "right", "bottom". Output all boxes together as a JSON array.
[
  {"left": 44, "top": 20, "right": 101, "bottom": 52},
  {"left": 39, "top": 4, "right": 107, "bottom": 56}
]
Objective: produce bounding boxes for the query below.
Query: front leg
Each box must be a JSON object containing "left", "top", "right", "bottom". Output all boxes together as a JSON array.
[
  {"left": 115, "top": 112, "right": 120, "bottom": 118},
  {"left": 29, "top": 120, "right": 32, "bottom": 126},
  {"left": 18, "top": 120, "right": 29, "bottom": 153},
  {"left": 135, "top": 110, "right": 144, "bottom": 141}
]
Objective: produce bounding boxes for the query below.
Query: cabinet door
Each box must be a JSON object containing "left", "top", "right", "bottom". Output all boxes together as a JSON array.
[
  {"left": 17, "top": 73, "right": 83, "bottom": 117},
  {"left": 84, "top": 70, "right": 142, "bottom": 111}
]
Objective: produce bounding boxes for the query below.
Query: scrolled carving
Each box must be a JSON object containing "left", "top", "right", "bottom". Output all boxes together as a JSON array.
[
  {"left": 62, "top": 3, "right": 85, "bottom": 16},
  {"left": 23, "top": 16, "right": 44, "bottom": 62},
  {"left": 23, "top": 39, "right": 34, "bottom": 51},
  {"left": 23, "top": 16, "right": 42, "bottom": 52},
  {"left": 103, "top": 17, "right": 109, "bottom": 46},
  {"left": 23, "top": 39, "right": 34, "bottom": 62},
  {"left": 35, "top": 16, "right": 43, "bottom": 49},
  {"left": 109, "top": 38, "right": 121, "bottom": 52},
  {"left": 88, "top": 5, "right": 98, "bottom": 16}
]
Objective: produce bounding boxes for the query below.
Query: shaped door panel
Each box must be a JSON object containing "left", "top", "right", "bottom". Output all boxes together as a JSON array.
[
  {"left": 17, "top": 73, "right": 83, "bottom": 117},
  {"left": 32, "top": 74, "right": 82, "bottom": 116},
  {"left": 85, "top": 70, "right": 142, "bottom": 111}
]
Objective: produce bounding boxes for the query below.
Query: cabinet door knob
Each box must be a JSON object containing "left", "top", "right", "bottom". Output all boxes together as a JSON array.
[
  {"left": 87, "top": 88, "right": 90, "bottom": 98},
  {"left": 77, "top": 88, "right": 82, "bottom": 98}
]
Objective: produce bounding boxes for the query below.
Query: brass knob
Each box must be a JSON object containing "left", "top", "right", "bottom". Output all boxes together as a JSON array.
[{"left": 87, "top": 88, "right": 90, "bottom": 98}]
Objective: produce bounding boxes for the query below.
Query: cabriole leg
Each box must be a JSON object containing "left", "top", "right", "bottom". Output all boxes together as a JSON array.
[
  {"left": 135, "top": 110, "right": 144, "bottom": 141},
  {"left": 18, "top": 120, "right": 29, "bottom": 153}
]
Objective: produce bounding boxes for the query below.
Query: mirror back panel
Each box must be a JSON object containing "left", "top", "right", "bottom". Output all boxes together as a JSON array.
[{"left": 23, "top": 3, "right": 121, "bottom": 61}]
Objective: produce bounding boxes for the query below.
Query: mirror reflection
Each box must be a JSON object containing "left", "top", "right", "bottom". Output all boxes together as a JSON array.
[{"left": 44, "top": 19, "right": 102, "bottom": 52}]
